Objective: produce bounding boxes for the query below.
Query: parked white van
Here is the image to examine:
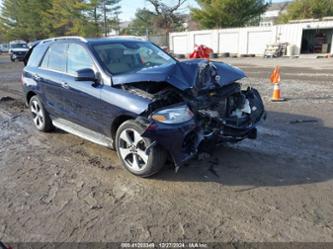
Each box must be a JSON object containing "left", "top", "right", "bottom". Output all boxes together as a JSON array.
[{"left": 9, "top": 40, "right": 29, "bottom": 62}]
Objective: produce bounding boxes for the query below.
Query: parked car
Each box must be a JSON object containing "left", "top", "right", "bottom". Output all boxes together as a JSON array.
[
  {"left": 9, "top": 40, "right": 29, "bottom": 62},
  {"left": 22, "top": 36, "right": 265, "bottom": 177},
  {"left": 0, "top": 43, "right": 10, "bottom": 54}
]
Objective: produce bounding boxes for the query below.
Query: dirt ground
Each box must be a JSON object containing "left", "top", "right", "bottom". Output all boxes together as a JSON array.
[{"left": 0, "top": 55, "right": 333, "bottom": 243}]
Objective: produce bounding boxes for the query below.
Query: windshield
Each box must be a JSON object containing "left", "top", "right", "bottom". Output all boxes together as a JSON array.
[
  {"left": 11, "top": 43, "right": 28, "bottom": 49},
  {"left": 93, "top": 41, "right": 176, "bottom": 75}
]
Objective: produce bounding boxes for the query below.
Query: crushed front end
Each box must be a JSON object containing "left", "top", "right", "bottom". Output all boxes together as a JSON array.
[
  {"left": 141, "top": 85, "right": 265, "bottom": 167},
  {"left": 192, "top": 83, "right": 265, "bottom": 144},
  {"left": 121, "top": 61, "right": 265, "bottom": 167}
]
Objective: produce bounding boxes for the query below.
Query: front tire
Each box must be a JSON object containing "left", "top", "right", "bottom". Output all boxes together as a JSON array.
[
  {"left": 29, "top": 95, "right": 54, "bottom": 132},
  {"left": 115, "top": 120, "right": 167, "bottom": 177},
  {"left": 10, "top": 55, "right": 15, "bottom": 62}
]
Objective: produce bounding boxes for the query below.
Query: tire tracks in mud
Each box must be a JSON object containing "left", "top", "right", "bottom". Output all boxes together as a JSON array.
[{"left": 0, "top": 98, "right": 132, "bottom": 241}]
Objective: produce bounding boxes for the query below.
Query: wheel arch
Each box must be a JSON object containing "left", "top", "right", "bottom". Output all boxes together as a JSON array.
[
  {"left": 111, "top": 115, "right": 135, "bottom": 140},
  {"left": 26, "top": 91, "right": 37, "bottom": 104}
]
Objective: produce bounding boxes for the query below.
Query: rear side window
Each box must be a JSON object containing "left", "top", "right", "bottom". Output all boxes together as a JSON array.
[
  {"left": 67, "top": 43, "right": 94, "bottom": 74},
  {"left": 41, "top": 43, "right": 67, "bottom": 72},
  {"left": 27, "top": 44, "right": 48, "bottom": 67}
]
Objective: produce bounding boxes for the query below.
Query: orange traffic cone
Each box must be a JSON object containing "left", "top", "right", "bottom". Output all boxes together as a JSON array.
[{"left": 270, "top": 66, "right": 285, "bottom": 102}]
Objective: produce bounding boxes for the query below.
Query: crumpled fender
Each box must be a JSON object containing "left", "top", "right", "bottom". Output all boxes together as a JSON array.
[{"left": 141, "top": 119, "right": 200, "bottom": 166}]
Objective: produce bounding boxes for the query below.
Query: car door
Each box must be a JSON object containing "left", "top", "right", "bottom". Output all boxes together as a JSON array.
[
  {"left": 62, "top": 43, "right": 104, "bottom": 133},
  {"left": 37, "top": 42, "right": 68, "bottom": 118}
]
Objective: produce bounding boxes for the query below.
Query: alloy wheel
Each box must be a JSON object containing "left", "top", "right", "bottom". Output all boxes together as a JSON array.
[
  {"left": 30, "top": 99, "right": 44, "bottom": 130},
  {"left": 118, "top": 128, "right": 149, "bottom": 172}
]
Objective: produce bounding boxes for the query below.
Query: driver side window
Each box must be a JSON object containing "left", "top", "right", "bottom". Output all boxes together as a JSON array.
[{"left": 67, "top": 43, "right": 94, "bottom": 75}]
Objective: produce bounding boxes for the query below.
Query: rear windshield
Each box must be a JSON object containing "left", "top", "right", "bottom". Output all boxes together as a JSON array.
[{"left": 93, "top": 41, "right": 176, "bottom": 75}]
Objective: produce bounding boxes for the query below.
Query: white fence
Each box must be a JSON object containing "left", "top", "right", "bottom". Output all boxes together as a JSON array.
[{"left": 169, "top": 21, "right": 333, "bottom": 56}]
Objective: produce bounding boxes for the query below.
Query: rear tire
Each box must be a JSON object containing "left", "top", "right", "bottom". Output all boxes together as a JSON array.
[
  {"left": 115, "top": 120, "right": 167, "bottom": 177},
  {"left": 29, "top": 95, "right": 54, "bottom": 132}
]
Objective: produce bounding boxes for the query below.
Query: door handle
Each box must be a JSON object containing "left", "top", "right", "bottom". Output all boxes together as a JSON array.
[{"left": 61, "top": 82, "right": 70, "bottom": 89}]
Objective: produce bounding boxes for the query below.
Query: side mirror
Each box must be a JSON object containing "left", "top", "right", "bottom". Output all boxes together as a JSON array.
[{"left": 75, "top": 68, "right": 97, "bottom": 82}]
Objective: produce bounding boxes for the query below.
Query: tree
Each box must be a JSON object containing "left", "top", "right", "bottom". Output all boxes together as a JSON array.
[
  {"left": 0, "top": 0, "right": 52, "bottom": 41},
  {"left": 121, "top": 1, "right": 186, "bottom": 41},
  {"left": 85, "top": 0, "right": 122, "bottom": 37},
  {"left": 278, "top": 0, "right": 333, "bottom": 23},
  {"left": 86, "top": 0, "right": 103, "bottom": 36},
  {"left": 99, "top": 0, "right": 121, "bottom": 36},
  {"left": 121, "top": 8, "right": 157, "bottom": 36},
  {"left": 0, "top": 22, "right": 6, "bottom": 42},
  {"left": 191, "top": 0, "right": 270, "bottom": 29},
  {"left": 43, "top": 0, "right": 94, "bottom": 37},
  {"left": 0, "top": 0, "right": 122, "bottom": 40},
  {"left": 146, "top": 0, "right": 187, "bottom": 34}
]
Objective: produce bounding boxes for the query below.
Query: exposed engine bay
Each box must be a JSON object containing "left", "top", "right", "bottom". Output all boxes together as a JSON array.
[
  {"left": 118, "top": 61, "right": 266, "bottom": 166},
  {"left": 122, "top": 81, "right": 263, "bottom": 130},
  {"left": 120, "top": 62, "right": 265, "bottom": 135}
]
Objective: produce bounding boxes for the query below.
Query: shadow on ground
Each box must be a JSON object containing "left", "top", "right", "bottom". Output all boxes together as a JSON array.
[{"left": 153, "top": 110, "right": 333, "bottom": 188}]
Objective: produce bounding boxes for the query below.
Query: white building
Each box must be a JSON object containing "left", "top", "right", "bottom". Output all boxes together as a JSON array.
[
  {"left": 169, "top": 19, "right": 333, "bottom": 56},
  {"left": 260, "top": 1, "right": 290, "bottom": 27}
]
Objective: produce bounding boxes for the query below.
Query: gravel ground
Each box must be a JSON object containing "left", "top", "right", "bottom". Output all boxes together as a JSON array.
[{"left": 0, "top": 55, "right": 333, "bottom": 243}]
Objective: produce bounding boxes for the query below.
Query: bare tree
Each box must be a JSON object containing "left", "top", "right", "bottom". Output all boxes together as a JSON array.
[
  {"left": 146, "top": 0, "right": 187, "bottom": 33},
  {"left": 148, "top": 0, "right": 187, "bottom": 14}
]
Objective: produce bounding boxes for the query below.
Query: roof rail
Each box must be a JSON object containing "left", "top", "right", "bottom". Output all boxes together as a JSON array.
[
  {"left": 107, "top": 35, "right": 147, "bottom": 41},
  {"left": 41, "top": 36, "right": 87, "bottom": 44}
]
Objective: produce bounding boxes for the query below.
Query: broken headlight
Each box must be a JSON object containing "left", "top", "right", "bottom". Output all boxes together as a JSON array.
[{"left": 151, "top": 105, "right": 193, "bottom": 124}]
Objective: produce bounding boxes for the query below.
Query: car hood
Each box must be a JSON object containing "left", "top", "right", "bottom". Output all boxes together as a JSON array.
[{"left": 112, "top": 59, "right": 246, "bottom": 91}]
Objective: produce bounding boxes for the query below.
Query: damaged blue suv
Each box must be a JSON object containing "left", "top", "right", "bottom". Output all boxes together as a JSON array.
[{"left": 23, "top": 36, "right": 265, "bottom": 177}]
